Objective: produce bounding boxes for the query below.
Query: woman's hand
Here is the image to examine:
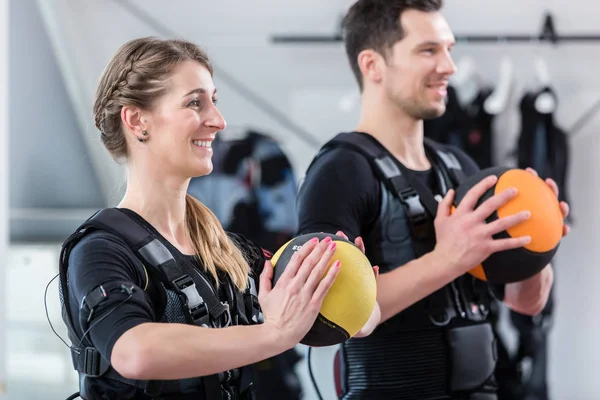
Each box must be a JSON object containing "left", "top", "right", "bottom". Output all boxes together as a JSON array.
[{"left": 257, "top": 237, "right": 341, "bottom": 350}]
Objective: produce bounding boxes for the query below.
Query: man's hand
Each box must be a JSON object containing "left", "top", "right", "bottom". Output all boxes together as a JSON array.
[
  {"left": 335, "top": 230, "right": 382, "bottom": 337},
  {"left": 525, "top": 167, "right": 570, "bottom": 236},
  {"left": 503, "top": 168, "right": 568, "bottom": 315},
  {"left": 504, "top": 264, "right": 554, "bottom": 316}
]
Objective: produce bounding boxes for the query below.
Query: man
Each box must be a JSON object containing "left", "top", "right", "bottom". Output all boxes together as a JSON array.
[{"left": 296, "top": 1, "right": 570, "bottom": 399}]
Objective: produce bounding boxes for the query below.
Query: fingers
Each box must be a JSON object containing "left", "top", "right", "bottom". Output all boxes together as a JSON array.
[
  {"left": 436, "top": 189, "right": 455, "bottom": 219},
  {"left": 544, "top": 178, "right": 559, "bottom": 198},
  {"left": 456, "top": 176, "right": 498, "bottom": 213},
  {"left": 258, "top": 260, "right": 273, "bottom": 298},
  {"left": 373, "top": 265, "right": 380, "bottom": 278},
  {"left": 278, "top": 237, "right": 319, "bottom": 282},
  {"left": 336, "top": 230, "right": 366, "bottom": 254},
  {"left": 311, "top": 260, "right": 341, "bottom": 304},
  {"left": 293, "top": 237, "right": 334, "bottom": 285},
  {"left": 355, "top": 236, "right": 365, "bottom": 254},
  {"left": 560, "top": 201, "right": 569, "bottom": 219},
  {"left": 304, "top": 240, "right": 338, "bottom": 292},
  {"left": 472, "top": 187, "right": 518, "bottom": 221},
  {"left": 489, "top": 235, "right": 531, "bottom": 253},
  {"left": 526, "top": 167, "right": 538, "bottom": 177},
  {"left": 336, "top": 231, "right": 348, "bottom": 240},
  {"left": 484, "top": 210, "right": 531, "bottom": 236}
]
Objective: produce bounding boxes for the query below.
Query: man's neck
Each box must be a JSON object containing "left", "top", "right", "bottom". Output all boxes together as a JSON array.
[{"left": 356, "top": 94, "right": 430, "bottom": 171}]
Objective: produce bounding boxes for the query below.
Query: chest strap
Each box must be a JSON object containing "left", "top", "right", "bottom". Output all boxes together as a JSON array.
[{"left": 61, "top": 208, "right": 237, "bottom": 399}]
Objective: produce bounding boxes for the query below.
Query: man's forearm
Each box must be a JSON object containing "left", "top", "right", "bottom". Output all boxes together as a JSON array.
[
  {"left": 504, "top": 265, "right": 554, "bottom": 316},
  {"left": 376, "top": 252, "right": 459, "bottom": 323}
]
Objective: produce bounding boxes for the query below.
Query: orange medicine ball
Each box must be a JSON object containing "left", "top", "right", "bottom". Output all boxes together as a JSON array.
[{"left": 453, "top": 167, "right": 563, "bottom": 284}]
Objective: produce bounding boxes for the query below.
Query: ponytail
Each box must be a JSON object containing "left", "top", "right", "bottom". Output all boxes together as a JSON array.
[{"left": 185, "top": 194, "right": 250, "bottom": 291}]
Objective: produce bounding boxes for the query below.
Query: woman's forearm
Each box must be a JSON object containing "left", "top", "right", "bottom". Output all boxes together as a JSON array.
[{"left": 111, "top": 322, "right": 287, "bottom": 380}]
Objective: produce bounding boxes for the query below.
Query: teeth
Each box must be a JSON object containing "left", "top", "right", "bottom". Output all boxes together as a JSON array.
[{"left": 193, "top": 140, "right": 211, "bottom": 148}]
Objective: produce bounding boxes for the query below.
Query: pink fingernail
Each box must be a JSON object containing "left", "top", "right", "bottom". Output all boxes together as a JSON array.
[
  {"left": 333, "top": 260, "right": 341, "bottom": 268},
  {"left": 329, "top": 242, "right": 337, "bottom": 250},
  {"left": 310, "top": 238, "right": 319, "bottom": 243},
  {"left": 324, "top": 236, "right": 332, "bottom": 243}
]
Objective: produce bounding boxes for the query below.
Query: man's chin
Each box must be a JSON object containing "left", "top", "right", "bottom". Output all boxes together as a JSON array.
[{"left": 419, "top": 105, "right": 446, "bottom": 120}]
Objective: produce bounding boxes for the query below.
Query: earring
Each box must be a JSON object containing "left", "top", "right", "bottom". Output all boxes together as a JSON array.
[{"left": 138, "top": 130, "right": 148, "bottom": 142}]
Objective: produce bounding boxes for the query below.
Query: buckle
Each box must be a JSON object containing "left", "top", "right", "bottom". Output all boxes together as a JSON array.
[
  {"left": 398, "top": 188, "right": 431, "bottom": 240},
  {"left": 251, "top": 296, "right": 263, "bottom": 324},
  {"left": 428, "top": 310, "right": 452, "bottom": 327},
  {"left": 398, "top": 188, "right": 428, "bottom": 221},
  {"left": 220, "top": 302, "right": 232, "bottom": 327},
  {"left": 82, "top": 347, "right": 102, "bottom": 377},
  {"left": 172, "top": 275, "right": 209, "bottom": 324}
]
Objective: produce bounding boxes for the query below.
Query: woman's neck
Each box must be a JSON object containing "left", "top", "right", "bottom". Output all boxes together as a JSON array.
[{"left": 118, "top": 165, "right": 193, "bottom": 253}]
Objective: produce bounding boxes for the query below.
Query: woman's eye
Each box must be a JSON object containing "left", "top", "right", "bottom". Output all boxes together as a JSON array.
[{"left": 188, "top": 99, "right": 200, "bottom": 107}]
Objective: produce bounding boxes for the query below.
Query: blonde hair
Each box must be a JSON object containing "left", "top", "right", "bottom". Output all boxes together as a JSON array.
[{"left": 93, "top": 37, "right": 250, "bottom": 290}]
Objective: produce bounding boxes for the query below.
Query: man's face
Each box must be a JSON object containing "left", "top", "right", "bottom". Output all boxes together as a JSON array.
[{"left": 381, "top": 9, "right": 457, "bottom": 120}]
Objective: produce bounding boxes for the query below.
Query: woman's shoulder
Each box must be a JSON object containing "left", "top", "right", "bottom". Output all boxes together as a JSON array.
[{"left": 67, "top": 229, "right": 147, "bottom": 293}]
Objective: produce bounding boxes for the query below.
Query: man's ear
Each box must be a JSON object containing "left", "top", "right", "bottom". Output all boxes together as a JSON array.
[{"left": 357, "top": 49, "right": 385, "bottom": 86}]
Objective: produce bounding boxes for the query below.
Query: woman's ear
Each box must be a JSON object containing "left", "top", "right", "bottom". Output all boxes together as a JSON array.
[{"left": 121, "top": 105, "right": 147, "bottom": 140}]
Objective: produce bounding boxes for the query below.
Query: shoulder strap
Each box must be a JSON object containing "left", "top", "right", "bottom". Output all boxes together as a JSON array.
[
  {"left": 85, "top": 208, "right": 230, "bottom": 328},
  {"left": 316, "top": 133, "right": 436, "bottom": 238},
  {"left": 424, "top": 137, "right": 467, "bottom": 186}
]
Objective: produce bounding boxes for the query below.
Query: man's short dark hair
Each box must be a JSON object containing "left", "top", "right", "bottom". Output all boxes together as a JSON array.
[{"left": 342, "top": 0, "right": 443, "bottom": 90}]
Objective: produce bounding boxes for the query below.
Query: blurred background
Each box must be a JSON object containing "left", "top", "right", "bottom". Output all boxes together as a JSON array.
[{"left": 1, "top": 0, "right": 600, "bottom": 398}]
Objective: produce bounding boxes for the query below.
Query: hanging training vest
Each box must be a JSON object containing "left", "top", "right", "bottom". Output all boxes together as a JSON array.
[
  {"left": 188, "top": 130, "right": 298, "bottom": 253},
  {"left": 305, "top": 132, "right": 498, "bottom": 400},
  {"left": 517, "top": 87, "right": 571, "bottom": 212},
  {"left": 58, "top": 208, "right": 263, "bottom": 400},
  {"left": 424, "top": 85, "right": 495, "bottom": 169}
]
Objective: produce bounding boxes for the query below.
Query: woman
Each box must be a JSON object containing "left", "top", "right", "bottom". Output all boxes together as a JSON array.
[{"left": 61, "top": 36, "right": 380, "bottom": 400}]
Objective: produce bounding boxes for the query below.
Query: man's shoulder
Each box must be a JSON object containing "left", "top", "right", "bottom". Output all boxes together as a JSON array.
[
  {"left": 425, "top": 138, "right": 480, "bottom": 176},
  {"left": 308, "top": 132, "right": 377, "bottom": 171}
]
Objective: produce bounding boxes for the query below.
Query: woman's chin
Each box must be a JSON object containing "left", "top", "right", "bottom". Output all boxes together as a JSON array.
[{"left": 188, "top": 162, "right": 213, "bottom": 178}]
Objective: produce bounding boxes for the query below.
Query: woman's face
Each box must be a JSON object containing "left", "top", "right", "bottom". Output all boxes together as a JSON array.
[{"left": 136, "top": 60, "right": 225, "bottom": 179}]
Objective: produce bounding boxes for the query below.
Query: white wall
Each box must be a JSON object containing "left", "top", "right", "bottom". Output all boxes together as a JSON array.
[
  {"left": 0, "top": 0, "right": 7, "bottom": 395},
  {"left": 9, "top": 0, "right": 106, "bottom": 242}
]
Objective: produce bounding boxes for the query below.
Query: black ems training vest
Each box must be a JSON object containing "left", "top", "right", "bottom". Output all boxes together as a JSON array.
[
  {"left": 59, "top": 208, "right": 263, "bottom": 400},
  {"left": 306, "top": 132, "right": 498, "bottom": 400}
]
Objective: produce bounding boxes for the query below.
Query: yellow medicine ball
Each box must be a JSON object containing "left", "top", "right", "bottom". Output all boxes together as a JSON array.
[{"left": 270, "top": 233, "right": 377, "bottom": 347}]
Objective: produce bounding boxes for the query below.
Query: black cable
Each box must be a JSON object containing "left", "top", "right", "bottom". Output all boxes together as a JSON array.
[
  {"left": 306, "top": 346, "right": 324, "bottom": 400},
  {"left": 45, "top": 275, "right": 133, "bottom": 352},
  {"left": 65, "top": 392, "right": 81, "bottom": 400},
  {"left": 76, "top": 292, "right": 133, "bottom": 349},
  {"left": 113, "top": 0, "right": 322, "bottom": 149},
  {"left": 44, "top": 273, "right": 74, "bottom": 351}
]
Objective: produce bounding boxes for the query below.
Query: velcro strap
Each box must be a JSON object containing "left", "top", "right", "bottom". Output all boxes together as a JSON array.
[
  {"left": 73, "top": 347, "right": 110, "bottom": 377},
  {"left": 82, "top": 280, "right": 134, "bottom": 311}
]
